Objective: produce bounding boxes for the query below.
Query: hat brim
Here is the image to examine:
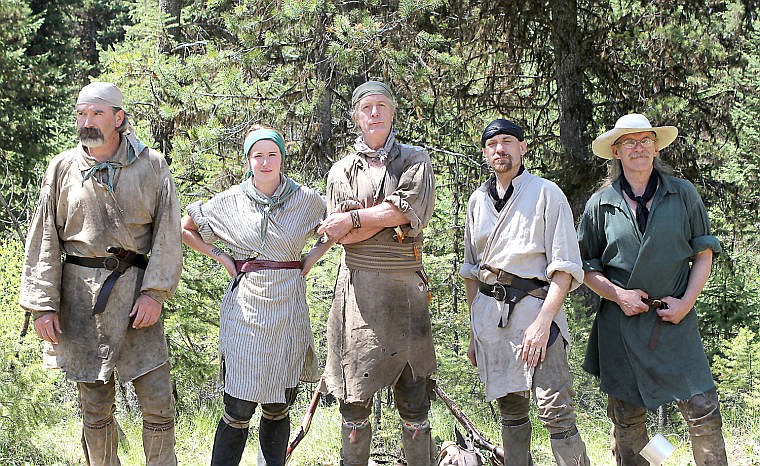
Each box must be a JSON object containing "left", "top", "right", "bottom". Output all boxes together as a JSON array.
[{"left": 592, "top": 126, "right": 678, "bottom": 159}]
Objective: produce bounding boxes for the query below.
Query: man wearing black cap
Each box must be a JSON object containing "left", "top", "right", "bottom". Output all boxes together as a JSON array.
[
  {"left": 459, "top": 119, "right": 589, "bottom": 465},
  {"left": 318, "top": 81, "right": 436, "bottom": 465}
]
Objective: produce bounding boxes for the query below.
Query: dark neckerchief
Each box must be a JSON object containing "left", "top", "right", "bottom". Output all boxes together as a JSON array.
[
  {"left": 620, "top": 170, "right": 659, "bottom": 234},
  {"left": 488, "top": 165, "right": 525, "bottom": 212}
]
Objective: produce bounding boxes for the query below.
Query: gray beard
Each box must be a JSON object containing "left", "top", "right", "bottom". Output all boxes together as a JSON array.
[{"left": 78, "top": 127, "right": 105, "bottom": 148}]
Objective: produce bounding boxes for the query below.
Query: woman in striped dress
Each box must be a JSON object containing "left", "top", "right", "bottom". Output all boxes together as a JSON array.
[{"left": 181, "top": 126, "right": 331, "bottom": 465}]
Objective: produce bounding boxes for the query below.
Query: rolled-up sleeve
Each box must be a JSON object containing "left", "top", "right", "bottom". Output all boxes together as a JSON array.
[
  {"left": 544, "top": 195, "right": 584, "bottom": 290},
  {"left": 326, "top": 165, "right": 355, "bottom": 215},
  {"left": 685, "top": 182, "right": 722, "bottom": 256},
  {"left": 384, "top": 152, "right": 435, "bottom": 237},
  {"left": 186, "top": 200, "right": 219, "bottom": 244}
]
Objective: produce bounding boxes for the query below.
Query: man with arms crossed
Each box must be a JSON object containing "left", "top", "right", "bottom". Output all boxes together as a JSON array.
[{"left": 318, "top": 81, "right": 436, "bottom": 465}]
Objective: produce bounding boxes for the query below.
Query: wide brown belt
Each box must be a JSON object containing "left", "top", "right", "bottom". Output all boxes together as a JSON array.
[
  {"left": 65, "top": 247, "right": 148, "bottom": 315},
  {"left": 234, "top": 259, "right": 302, "bottom": 273},
  {"left": 479, "top": 264, "right": 549, "bottom": 327},
  {"left": 231, "top": 259, "right": 302, "bottom": 291}
]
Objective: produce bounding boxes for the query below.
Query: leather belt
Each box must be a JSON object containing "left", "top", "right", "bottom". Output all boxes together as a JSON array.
[
  {"left": 234, "top": 259, "right": 302, "bottom": 273},
  {"left": 65, "top": 247, "right": 148, "bottom": 315},
  {"left": 231, "top": 259, "right": 302, "bottom": 291},
  {"left": 479, "top": 265, "right": 549, "bottom": 327},
  {"left": 642, "top": 297, "right": 669, "bottom": 350}
]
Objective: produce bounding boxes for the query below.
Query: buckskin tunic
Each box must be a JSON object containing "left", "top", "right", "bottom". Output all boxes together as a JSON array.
[
  {"left": 319, "top": 133, "right": 436, "bottom": 403},
  {"left": 19, "top": 134, "right": 182, "bottom": 383},
  {"left": 459, "top": 169, "right": 583, "bottom": 401},
  {"left": 186, "top": 178, "right": 325, "bottom": 404}
]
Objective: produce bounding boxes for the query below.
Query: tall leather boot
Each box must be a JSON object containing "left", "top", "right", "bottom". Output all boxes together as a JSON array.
[
  {"left": 341, "top": 419, "right": 372, "bottom": 465},
  {"left": 143, "top": 421, "right": 177, "bottom": 466},
  {"left": 610, "top": 424, "right": 648, "bottom": 466},
  {"left": 550, "top": 428, "right": 590, "bottom": 466},
  {"left": 501, "top": 419, "right": 533, "bottom": 466},
  {"left": 679, "top": 391, "right": 728, "bottom": 466},
  {"left": 401, "top": 419, "right": 434, "bottom": 466},
  {"left": 211, "top": 418, "right": 249, "bottom": 466},
  {"left": 256, "top": 416, "right": 291, "bottom": 466},
  {"left": 690, "top": 431, "right": 728, "bottom": 466},
  {"left": 82, "top": 417, "right": 121, "bottom": 466}
]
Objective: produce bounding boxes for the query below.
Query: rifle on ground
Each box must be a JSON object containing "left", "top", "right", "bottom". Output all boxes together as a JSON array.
[
  {"left": 285, "top": 386, "right": 322, "bottom": 463},
  {"left": 433, "top": 381, "right": 505, "bottom": 465}
]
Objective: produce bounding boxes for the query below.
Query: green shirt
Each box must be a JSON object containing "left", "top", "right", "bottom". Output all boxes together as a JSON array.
[{"left": 577, "top": 173, "right": 721, "bottom": 409}]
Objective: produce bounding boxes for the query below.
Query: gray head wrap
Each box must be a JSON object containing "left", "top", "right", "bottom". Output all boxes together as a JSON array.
[
  {"left": 77, "top": 82, "right": 124, "bottom": 108},
  {"left": 351, "top": 81, "right": 397, "bottom": 108}
]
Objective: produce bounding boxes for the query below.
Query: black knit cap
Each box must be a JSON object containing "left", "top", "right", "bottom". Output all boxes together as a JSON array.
[{"left": 481, "top": 118, "right": 525, "bottom": 147}]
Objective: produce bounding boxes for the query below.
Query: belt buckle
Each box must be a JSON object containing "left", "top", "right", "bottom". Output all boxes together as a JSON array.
[
  {"left": 492, "top": 283, "right": 507, "bottom": 301},
  {"left": 103, "top": 256, "right": 120, "bottom": 271}
]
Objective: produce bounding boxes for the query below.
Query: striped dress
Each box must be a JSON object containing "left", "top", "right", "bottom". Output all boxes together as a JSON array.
[{"left": 187, "top": 179, "right": 325, "bottom": 404}]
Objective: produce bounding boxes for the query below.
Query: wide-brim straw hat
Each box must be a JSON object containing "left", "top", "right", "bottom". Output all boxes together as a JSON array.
[{"left": 592, "top": 113, "right": 678, "bottom": 159}]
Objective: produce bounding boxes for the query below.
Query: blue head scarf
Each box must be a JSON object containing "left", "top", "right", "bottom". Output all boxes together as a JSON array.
[{"left": 243, "top": 128, "right": 287, "bottom": 160}]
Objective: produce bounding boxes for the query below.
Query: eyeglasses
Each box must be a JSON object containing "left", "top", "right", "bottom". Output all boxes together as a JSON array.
[{"left": 615, "top": 137, "right": 657, "bottom": 149}]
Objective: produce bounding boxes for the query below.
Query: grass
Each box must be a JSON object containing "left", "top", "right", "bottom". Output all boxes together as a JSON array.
[{"left": 6, "top": 383, "right": 759, "bottom": 465}]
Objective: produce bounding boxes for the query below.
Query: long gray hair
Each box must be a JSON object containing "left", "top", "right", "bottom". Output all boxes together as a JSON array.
[{"left": 598, "top": 157, "right": 673, "bottom": 191}]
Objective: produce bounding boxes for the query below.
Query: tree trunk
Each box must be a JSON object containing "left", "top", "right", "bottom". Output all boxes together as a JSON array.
[
  {"left": 549, "top": 0, "right": 595, "bottom": 213},
  {"left": 309, "top": 10, "right": 334, "bottom": 169},
  {"left": 159, "top": 0, "right": 182, "bottom": 52}
]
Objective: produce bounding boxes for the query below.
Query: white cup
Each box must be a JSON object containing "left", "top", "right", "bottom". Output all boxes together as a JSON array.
[{"left": 639, "top": 433, "right": 676, "bottom": 465}]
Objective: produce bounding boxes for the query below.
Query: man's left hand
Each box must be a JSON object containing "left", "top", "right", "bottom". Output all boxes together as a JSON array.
[
  {"left": 317, "top": 212, "right": 353, "bottom": 241},
  {"left": 658, "top": 296, "right": 693, "bottom": 325},
  {"left": 130, "top": 294, "right": 162, "bottom": 329},
  {"left": 521, "top": 318, "right": 551, "bottom": 367}
]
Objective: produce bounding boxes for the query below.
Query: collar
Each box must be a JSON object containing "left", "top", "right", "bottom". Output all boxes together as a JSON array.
[
  {"left": 352, "top": 128, "right": 399, "bottom": 164},
  {"left": 599, "top": 171, "right": 677, "bottom": 207},
  {"left": 75, "top": 132, "right": 146, "bottom": 170}
]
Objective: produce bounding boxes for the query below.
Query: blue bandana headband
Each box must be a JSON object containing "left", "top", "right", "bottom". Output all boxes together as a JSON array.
[{"left": 243, "top": 129, "right": 287, "bottom": 160}]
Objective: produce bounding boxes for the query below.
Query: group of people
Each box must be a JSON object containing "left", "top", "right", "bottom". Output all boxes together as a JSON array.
[{"left": 18, "top": 79, "right": 727, "bottom": 466}]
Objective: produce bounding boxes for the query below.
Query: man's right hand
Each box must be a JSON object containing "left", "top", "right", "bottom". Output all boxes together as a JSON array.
[
  {"left": 615, "top": 288, "right": 650, "bottom": 316},
  {"left": 34, "top": 312, "right": 62, "bottom": 344},
  {"left": 467, "top": 339, "right": 477, "bottom": 367}
]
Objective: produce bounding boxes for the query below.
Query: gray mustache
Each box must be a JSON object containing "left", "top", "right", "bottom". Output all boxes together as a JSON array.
[{"left": 78, "top": 127, "right": 104, "bottom": 140}]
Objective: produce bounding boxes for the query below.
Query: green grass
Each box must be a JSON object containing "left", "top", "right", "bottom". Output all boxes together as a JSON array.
[{"left": 5, "top": 385, "right": 758, "bottom": 465}]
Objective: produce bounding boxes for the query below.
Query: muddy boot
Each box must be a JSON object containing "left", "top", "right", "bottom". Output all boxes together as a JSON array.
[
  {"left": 501, "top": 419, "right": 533, "bottom": 466},
  {"left": 256, "top": 416, "right": 290, "bottom": 466},
  {"left": 550, "top": 427, "right": 590, "bottom": 466},
  {"left": 341, "top": 418, "right": 372, "bottom": 466},
  {"left": 211, "top": 418, "right": 249, "bottom": 465},
  {"left": 607, "top": 397, "right": 649, "bottom": 466},
  {"left": 143, "top": 420, "right": 177, "bottom": 466},
  {"left": 401, "top": 419, "right": 434, "bottom": 466},
  {"left": 610, "top": 424, "right": 648, "bottom": 466},
  {"left": 679, "top": 391, "right": 728, "bottom": 466},
  {"left": 82, "top": 417, "right": 121, "bottom": 466}
]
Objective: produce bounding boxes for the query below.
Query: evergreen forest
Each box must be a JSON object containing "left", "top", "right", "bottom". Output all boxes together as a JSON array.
[{"left": 1, "top": 0, "right": 759, "bottom": 464}]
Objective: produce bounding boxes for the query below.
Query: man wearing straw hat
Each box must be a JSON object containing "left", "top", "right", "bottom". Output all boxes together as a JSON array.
[
  {"left": 318, "top": 81, "right": 436, "bottom": 465},
  {"left": 20, "top": 82, "right": 182, "bottom": 465},
  {"left": 578, "top": 113, "right": 728, "bottom": 465}
]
